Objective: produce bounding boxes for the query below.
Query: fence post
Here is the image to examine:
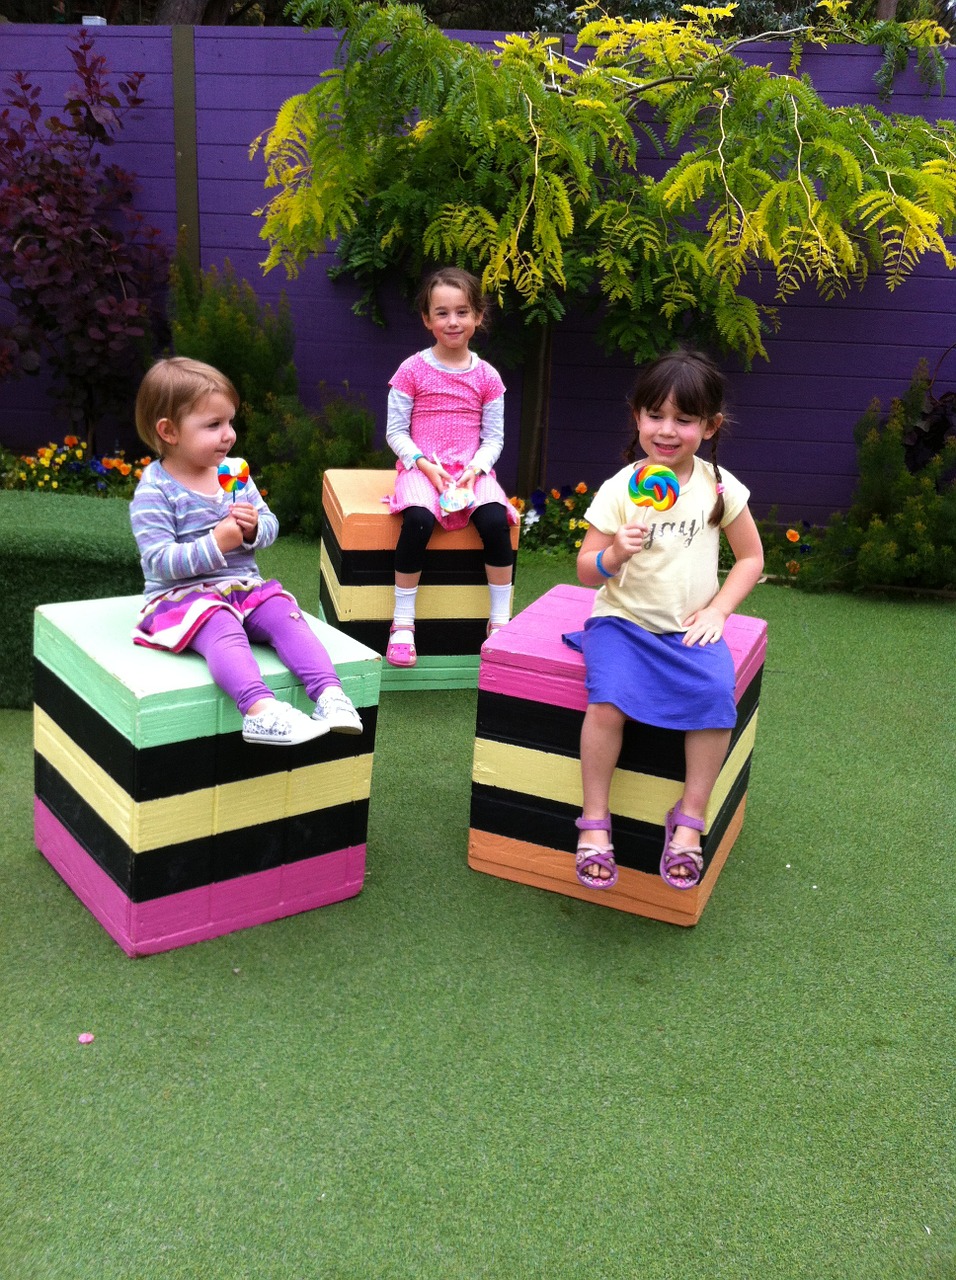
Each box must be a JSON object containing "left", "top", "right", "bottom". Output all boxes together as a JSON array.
[{"left": 171, "top": 24, "right": 200, "bottom": 273}]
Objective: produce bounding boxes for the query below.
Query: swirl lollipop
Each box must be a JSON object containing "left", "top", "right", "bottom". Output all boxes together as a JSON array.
[
  {"left": 218, "top": 457, "right": 250, "bottom": 503},
  {"left": 628, "top": 463, "right": 680, "bottom": 513}
]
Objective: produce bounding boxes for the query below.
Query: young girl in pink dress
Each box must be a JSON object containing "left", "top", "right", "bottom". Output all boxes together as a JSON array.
[{"left": 384, "top": 267, "right": 518, "bottom": 667}]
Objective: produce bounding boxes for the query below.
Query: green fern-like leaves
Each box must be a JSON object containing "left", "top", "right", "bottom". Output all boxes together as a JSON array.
[{"left": 255, "top": 2, "right": 956, "bottom": 367}]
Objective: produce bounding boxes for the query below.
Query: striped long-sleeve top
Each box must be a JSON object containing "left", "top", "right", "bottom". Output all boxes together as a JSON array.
[{"left": 129, "top": 459, "right": 278, "bottom": 603}]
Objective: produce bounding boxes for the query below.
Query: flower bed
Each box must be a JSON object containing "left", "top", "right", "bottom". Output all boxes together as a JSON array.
[{"left": 0, "top": 436, "right": 150, "bottom": 498}]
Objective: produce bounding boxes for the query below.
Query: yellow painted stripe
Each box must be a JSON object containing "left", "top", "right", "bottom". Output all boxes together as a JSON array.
[
  {"left": 471, "top": 712, "right": 758, "bottom": 829},
  {"left": 34, "top": 706, "right": 373, "bottom": 854},
  {"left": 321, "top": 550, "right": 489, "bottom": 621}
]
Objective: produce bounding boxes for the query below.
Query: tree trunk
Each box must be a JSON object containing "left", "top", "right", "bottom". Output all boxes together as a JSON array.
[
  {"left": 154, "top": 0, "right": 205, "bottom": 22},
  {"left": 153, "top": 0, "right": 231, "bottom": 23},
  {"left": 515, "top": 321, "right": 553, "bottom": 496},
  {"left": 875, "top": 0, "right": 899, "bottom": 18}
]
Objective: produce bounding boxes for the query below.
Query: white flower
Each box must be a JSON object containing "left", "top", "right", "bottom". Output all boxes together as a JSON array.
[{"left": 523, "top": 510, "right": 540, "bottom": 527}]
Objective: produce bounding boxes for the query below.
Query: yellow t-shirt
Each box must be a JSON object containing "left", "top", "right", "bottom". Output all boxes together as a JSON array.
[{"left": 585, "top": 456, "right": 750, "bottom": 634}]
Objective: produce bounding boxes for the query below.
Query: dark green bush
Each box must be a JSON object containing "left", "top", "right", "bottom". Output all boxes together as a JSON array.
[
  {"left": 760, "top": 362, "right": 956, "bottom": 592},
  {"left": 245, "top": 387, "right": 391, "bottom": 539},
  {"left": 168, "top": 255, "right": 298, "bottom": 428},
  {"left": 168, "top": 256, "right": 389, "bottom": 536},
  {"left": 0, "top": 492, "right": 142, "bottom": 708}
]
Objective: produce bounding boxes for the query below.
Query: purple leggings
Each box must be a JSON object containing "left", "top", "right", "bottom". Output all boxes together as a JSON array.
[{"left": 188, "top": 594, "right": 340, "bottom": 716}]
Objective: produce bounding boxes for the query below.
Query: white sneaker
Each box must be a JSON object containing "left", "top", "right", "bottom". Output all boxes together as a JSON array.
[
  {"left": 312, "top": 687, "right": 363, "bottom": 735},
  {"left": 242, "top": 699, "right": 330, "bottom": 745}
]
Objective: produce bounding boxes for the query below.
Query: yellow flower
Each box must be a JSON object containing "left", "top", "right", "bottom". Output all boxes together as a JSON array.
[
  {"left": 786, "top": 529, "right": 800, "bottom": 543},
  {"left": 52, "top": 481, "right": 58, "bottom": 489},
  {"left": 574, "top": 538, "right": 582, "bottom": 548}
]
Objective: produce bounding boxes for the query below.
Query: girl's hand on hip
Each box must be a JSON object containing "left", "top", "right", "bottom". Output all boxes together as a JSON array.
[{"left": 681, "top": 605, "right": 727, "bottom": 646}]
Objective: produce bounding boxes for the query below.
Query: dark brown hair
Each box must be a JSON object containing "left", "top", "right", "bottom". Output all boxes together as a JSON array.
[
  {"left": 416, "top": 266, "right": 488, "bottom": 328},
  {"left": 625, "top": 348, "right": 728, "bottom": 526}
]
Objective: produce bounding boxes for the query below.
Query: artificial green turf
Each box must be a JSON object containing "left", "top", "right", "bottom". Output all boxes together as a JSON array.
[{"left": 1, "top": 546, "right": 953, "bottom": 1279}]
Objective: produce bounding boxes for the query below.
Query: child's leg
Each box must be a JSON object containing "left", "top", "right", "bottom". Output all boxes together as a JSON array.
[
  {"left": 660, "top": 727, "right": 733, "bottom": 885},
  {"left": 470, "top": 503, "right": 513, "bottom": 629},
  {"left": 572, "top": 701, "right": 627, "bottom": 886},
  {"left": 677, "top": 728, "right": 732, "bottom": 840},
  {"left": 244, "top": 594, "right": 339, "bottom": 703},
  {"left": 187, "top": 609, "right": 275, "bottom": 716},
  {"left": 389, "top": 506, "right": 435, "bottom": 662}
]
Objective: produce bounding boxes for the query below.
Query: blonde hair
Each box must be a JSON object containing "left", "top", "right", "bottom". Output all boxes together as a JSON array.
[{"left": 135, "top": 357, "right": 240, "bottom": 457}]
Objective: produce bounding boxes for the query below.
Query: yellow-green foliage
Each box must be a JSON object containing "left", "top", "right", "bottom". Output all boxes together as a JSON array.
[{"left": 255, "top": 0, "right": 956, "bottom": 366}]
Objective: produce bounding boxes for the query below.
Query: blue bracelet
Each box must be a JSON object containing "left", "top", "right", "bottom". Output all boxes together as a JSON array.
[{"left": 595, "top": 548, "right": 615, "bottom": 579}]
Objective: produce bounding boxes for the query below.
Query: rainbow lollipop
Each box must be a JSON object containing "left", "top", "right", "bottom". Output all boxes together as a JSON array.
[
  {"left": 217, "top": 457, "right": 250, "bottom": 502},
  {"left": 629, "top": 463, "right": 680, "bottom": 513}
]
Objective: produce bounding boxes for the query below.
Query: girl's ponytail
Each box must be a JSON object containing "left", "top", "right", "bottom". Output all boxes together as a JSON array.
[{"left": 709, "top": 431, "right": 725, "bottom": 527}]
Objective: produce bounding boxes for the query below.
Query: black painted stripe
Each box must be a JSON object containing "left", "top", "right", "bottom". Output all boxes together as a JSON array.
[
  {"left": 469, "top": 760, "right": 750, "bottom": 877},
  {"left": 35, "top": 754, "right": 369, "bottom": 901},
  {"left": 474, "top": 673, "right": 762, "bottom": 774},
  {"left": 321, "top": 522, "right": 490, "bottom": 586},
  {"left": 33, "top": 661, "right": 377, "bottom": 801}
]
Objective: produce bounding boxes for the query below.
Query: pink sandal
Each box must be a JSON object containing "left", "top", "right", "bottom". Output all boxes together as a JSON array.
[
  {"left": 574, "top": 815, "right": 618, "bottom": 890},
  {"left": 660, "top": 804, "right": 705, "bottom": 890},
  {"left": 386, "top": 622, "right": 416, "bottom": 668}
]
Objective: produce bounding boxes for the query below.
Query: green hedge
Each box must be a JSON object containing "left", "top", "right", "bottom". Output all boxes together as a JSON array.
[{"left": 0, "top": 492, "right": 142, "bottom": 709}]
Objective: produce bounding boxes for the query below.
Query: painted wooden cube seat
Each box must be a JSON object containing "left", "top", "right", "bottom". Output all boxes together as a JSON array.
[
  {"left": 33, "top": 595, "right": 381, "bottom": 956},
  {"left": 468, "top": 584, "right": 767, "bottom": 926},
  {"left": 320, "top": 469, "right": 520, "bottom": 690}
]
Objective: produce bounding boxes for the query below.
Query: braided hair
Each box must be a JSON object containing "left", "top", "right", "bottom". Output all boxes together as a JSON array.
[{"left": 624, "top": 349, "right": 728, "bottom": 527}]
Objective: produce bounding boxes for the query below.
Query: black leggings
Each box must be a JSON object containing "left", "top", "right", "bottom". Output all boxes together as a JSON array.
[{"left": 394, "top": 503, "right": 514, "bottom": 575}]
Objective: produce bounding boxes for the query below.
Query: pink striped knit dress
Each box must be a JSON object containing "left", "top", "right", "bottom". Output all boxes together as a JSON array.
[{"left": 387, "top": 352, "right": 519, "bottom": 532}]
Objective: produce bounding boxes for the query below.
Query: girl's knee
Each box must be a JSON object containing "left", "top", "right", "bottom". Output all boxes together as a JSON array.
[{"left": 585, "top": 701, "right": 626, "bottom": 728}]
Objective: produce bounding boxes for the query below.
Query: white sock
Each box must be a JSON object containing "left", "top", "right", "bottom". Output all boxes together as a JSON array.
[
  {"left": 488, "top": 582, "right": 512, "bottom": 627},
  {"left": 392, "top": 586, "right": 417, "bottom": 642}
]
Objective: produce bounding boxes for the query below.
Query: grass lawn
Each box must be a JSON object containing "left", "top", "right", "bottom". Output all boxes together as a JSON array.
[{"left": 1, "top": 541, "right": 953, "bottom": 1279}]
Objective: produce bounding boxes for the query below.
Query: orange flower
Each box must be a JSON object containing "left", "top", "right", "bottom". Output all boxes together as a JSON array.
[
  {"left": 786, "top": 560, "right": 801, "bottom": 575},
  {"left": 575, "top": 482, "right": 588, "bottom": 495},
  {"left": 550, "top": 488, "right": 561, "bottom": 500},
  {"left": 64, "top": 435, "right": 79, "bottom": 447},
  {"left": 510, "top": 496, "right": 525, "bottom": 512},
  {"left": 118, "top": 463, "right": 131, "bottom": 476},
  {"left": 786, "top": 529, "right": 800, "bottom": 543}
]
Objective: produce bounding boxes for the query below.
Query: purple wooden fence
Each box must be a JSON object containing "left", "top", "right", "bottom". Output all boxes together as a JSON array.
[{"left": 2, "top": 25, "right": 956, "bottom": 522}]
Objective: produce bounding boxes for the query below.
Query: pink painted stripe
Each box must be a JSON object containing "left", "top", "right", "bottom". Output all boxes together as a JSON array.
[
  {"left": 480, "top": 585, "right": 766, "bottom": 712},
  {"left": 34, "top": 799, "right": 365, "bottom": 957}
]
